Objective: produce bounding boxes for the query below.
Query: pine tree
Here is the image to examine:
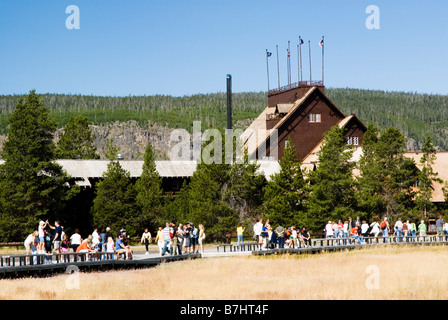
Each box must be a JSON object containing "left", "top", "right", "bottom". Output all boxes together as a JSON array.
[
  {"left": 376, "top": 127, "right": 418, "bottom": 218},
  {"left": 357, "top": 124, "right": 386, "bottom": 220},
  {"left": 187, "top": 144, "right": 234, "bottom": 239},
  {"left": 92, "top": 139, "right": 138, "bottom": 234},
  {"left": 135, "top": 144, "right": 163, "bottom": 231},
  {"left": 92, "top": 160, "right": 138, "bottom": 235},
  {"left": 307, "top": 126, "right": 357, "bottom": 232},
  {"left": 224, "top": 150, "right": 265, "bottom": 225},
  {"left": 358, "top": 126, "right": 418, "bottom": 220},
  {"left": 262, "top": 137, "right": 306, "bottom": 227},
  {"left": 0, "top": 90, "right": 78, "bottom": 241},
  {"left": 414, "top": 136, "right": 442, "bottom": 219},
  {"left": 56, "top": 115, "right": 100, "bottom": 159}
]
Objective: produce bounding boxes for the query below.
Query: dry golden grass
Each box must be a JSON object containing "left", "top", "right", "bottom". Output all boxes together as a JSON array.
[{"left": 1, "top": 245, "right": 448, "bottom": 300}]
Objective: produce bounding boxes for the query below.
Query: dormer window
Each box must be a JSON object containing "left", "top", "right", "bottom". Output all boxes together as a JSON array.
[
  {"left": 309, "top": 113, "right": 321, "bottom": 123},
  {"left": 347, "top": 136, "right": 359, "bottom": 146}
]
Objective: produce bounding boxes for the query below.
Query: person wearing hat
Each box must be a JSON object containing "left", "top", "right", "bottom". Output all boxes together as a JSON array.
[
  {"left": 37, "top": 221, "right": 47, "bottom": 251},
  {"left": 117, "top": 226, "right": 130, "bottom": 246}
]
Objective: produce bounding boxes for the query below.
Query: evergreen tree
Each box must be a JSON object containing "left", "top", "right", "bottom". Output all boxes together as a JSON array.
[
  {"left": 414, "top": 136, "right": 442, "bottom": 219},
  {"left": 376, "top": 127, "right": 418, "bottom": 218},
  {"left": 262, "top": 137, "right": 306, "bottom": 227},
  {"left": 358, "top": 126, "right": 418, "bottom": 220},
  {"left": 357, "top": 124, "right": 386, "bottom": 220},
  {"left": 307, "top": 126, "right": 357, "bottom": 232},
  {"left": 162, "top": 180, "right": 190, "bottom": 226},
  {"left": 224, "top": 149, "right": 265, "bottom": 225},
  {"left": 0, "top": 90, "right": 78, "bottom": 241},
  {"left": 135, "top": 144, "right": 163, "bottom": 231},
  {"left": 92, "top": 139, "right": 138, "bottom": 234},
  {"left": 92, "top": 160, "right": 138, "bottom": 235},
  {"left": 186, "top": 136, "right": 235, "bottom": 239},
  {"left": 56, "top": 115, "right": 100, "bottom": 159}
]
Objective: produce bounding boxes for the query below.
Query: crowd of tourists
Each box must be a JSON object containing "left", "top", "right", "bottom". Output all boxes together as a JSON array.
[
  {"left": 321, "top": 216, "right": 448, "bottom": 244},
  {"left": 151, "top": 222, "right": 206, "bottom": 256},
  {"left": 23, "top": 219, "right": 206, "bottom": 260},
  {"left": 249, "top": 218, "right": 312, "bottom": 250},
  {"left": 21, "top": 215, "right": 448, "bottom": 259},
  {"left": 247, "top": 216, "right": 448, "bottom": 250},
  {"left": 24, "top": 220, "right": 134, "bottom": 260}
]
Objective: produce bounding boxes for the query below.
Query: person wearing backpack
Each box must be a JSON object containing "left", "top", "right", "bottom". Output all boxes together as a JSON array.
[{"left": 380, "top": 217, "right": 389, "bottom": 243}]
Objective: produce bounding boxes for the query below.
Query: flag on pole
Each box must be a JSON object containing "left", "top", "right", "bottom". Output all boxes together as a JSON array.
[
  {"left": 267, "top": 51, "right": 272, "bottom": 57},
  {"left": 299, "top": 38, "right": 304, "bottom": 45},
  {"left": 319, "top": 39, "right": 324, "bottom": 47}
]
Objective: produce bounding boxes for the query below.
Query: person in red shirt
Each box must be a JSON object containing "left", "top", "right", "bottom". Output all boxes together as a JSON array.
[{"left": 350, "top": 226, "right": 363, "bottom": 244}]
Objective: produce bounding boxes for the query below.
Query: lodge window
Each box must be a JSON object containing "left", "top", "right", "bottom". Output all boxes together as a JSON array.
[
  {"left": 309, "top": 113, "right": 321, "bottom": 123},
  {"left": 347, "top": 136, "right": 359, "bottom": 146}
]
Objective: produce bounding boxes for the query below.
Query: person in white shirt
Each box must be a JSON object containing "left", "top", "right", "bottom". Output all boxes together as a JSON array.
[
  {"left": 92, "top": 228, "right": 100, "bottom": 247},
  {"left": 361, "top": 221, "right": 370, "bottom": 237},
  {"left": 332, "top": 222, "right": 339, "bottom": 238},
  {"left": 325, "top": 221, "right": 334, "bottom": 238},
  {"left": 70, "top": 229, "right": 82, "bottom": 253},
  {"left": 253, "top": 218, "right": 263, "bottom": 244},
  {"left": 395, "top": 218, "right": 403, "bottom": 241},
  {"left": 370, "top": 221, "right": 380, "bottom": 237},
  {"left": 343, "top": 221, "right": 349, "bottom": 238},
  {"left": 443, "top": 221, "right": 448, "bottom": 237}
]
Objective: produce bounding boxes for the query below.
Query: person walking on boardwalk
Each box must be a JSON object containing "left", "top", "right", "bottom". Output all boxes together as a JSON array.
[
  {"left": 155, "top": 226, "right": 164, "bottom": 255},
  {"left": 141, "top": 228, "right": 152, "bottom": 255},
  {"left": 161, "top": 222, "right": 172, "bottom": 256},
  {"left": 198, "top": 224, "right": 206, "bottom": 254}
]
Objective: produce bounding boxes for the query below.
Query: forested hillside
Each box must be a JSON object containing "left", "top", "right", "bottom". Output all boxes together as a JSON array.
[{"left": 0, "top": 88, "right": 447, "bottom": 151}]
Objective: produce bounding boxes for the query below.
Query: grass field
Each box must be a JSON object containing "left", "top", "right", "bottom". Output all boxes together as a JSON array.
[{"left": 1, "top": 245, "right": 447, "bottom": 300}]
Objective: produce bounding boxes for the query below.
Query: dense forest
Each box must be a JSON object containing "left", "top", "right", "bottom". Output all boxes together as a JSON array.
[
  {"left": 0, "top": 88, "right": 447, "bottom": 149},
  {"left": 0, "top": 90, "right": 446, "bottom": 242}
]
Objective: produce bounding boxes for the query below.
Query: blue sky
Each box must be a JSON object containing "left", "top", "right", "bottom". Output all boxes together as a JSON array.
[{"left": 0, "top": 0, "right": 447, "bottom": 96}]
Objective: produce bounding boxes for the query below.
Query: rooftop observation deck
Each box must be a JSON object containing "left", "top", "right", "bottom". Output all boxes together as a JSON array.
[{"left": 268, "top": 80, "right": 324, "bottom": 96}]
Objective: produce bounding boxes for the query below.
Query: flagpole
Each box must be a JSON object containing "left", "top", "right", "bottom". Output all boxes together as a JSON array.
[
  {"left": 276, "top": 45, "right": 280, "bottom": 89},
  {"left": 308, "top": 40, "right": 312, "bottom": 85},
  {"left": 297, "top": 44, "right": 300, "bottom": 84},
  {"left": 321, "top": 36, "right": 325, "bottom": 85},
  {"left": 288, "top": 40, "right": 291, "bottom": 86},
  {"left": 299, "top": 36, "right": 303, "bottom": 83},
  {"left": 266, "top": 49, "right": 270, "bottom": 92}
]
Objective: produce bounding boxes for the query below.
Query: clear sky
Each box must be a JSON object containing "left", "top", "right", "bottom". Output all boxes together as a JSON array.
[{"left": 0, "top": 0, "right": 447, "bottom": 97}]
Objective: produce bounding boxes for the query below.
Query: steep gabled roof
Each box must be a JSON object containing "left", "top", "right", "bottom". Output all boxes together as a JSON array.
[
  {"left": 301, "top": 114, "right": 365, "bottom": 172},
  {"left": 241, "top": 86, "right": 346, "bottom": 159}
]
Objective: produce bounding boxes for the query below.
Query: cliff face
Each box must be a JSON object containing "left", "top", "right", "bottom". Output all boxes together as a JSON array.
[
  {"left": 0, "top": 120, "right": 441, "bottom": 160},
  {"left": 88, "top": 121, "right": 173, "bottom": 160},
  {"left": 0, "top": 121, "right": 174, "bottom": 160}
]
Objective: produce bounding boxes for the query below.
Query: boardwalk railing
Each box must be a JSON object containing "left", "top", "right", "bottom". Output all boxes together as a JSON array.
[
  {"left": 0, "top": 251, "right": 118, "bottom": 268},
  {"left": 250, "top": 234, "right": 448, "bottom": 252},
  {"left": 216, "top": 242, "right": 262, "bottom": 253},
  {"left": 218, "top": 235, "right": 448, "bottom": 253}
]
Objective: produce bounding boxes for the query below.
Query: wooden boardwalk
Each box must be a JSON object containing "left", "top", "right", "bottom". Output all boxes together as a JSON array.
[
  {"left": 0, "top": 252, "right": 201, "bottom": 278},
  {"left": 1, "top": 235, "right": 447, "bottom": 278}
]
